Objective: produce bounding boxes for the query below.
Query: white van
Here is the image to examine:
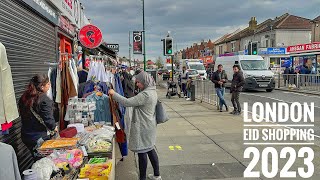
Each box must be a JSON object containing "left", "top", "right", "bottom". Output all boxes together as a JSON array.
[
  {"left": 180, "top": 59, "right": 207, "bottom": 80},
  {"left": 215, "top": 55, "right": 275, "bottom": 92}
]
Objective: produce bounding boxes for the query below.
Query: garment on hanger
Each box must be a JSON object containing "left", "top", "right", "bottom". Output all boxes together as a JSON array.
[
  {"left": 86, "top": 93, "right": 112, "bottom": 122},
  {"left": 0, "top": 143, "right": 21, "bottom": 180},
  {"left": 1, "top": 121, "right": 12, "bottom": 131},
  {"left": 47, "top": 67, "right": 53, "bottom": 100},
  {"left": 55, "top": 68, "right": 62, "bottom": 103},
  {"left": 69, "top": 59, "right": 78, "bottom": 94},
  {"left": 50, "top": 67, "right": 57, "bottom": 102},
  {"left": 0, "top": 42, "right": 19, "bottom": 130},
  {"left": 78, "top": 70, "right": 88, "bottom": 84}
]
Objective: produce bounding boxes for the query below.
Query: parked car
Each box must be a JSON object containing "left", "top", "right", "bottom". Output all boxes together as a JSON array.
[
  {"left": 159, "top": 69, "right": 170, "bottom": 80},
  {"left": 187, "top": 69, "right": 201, "bottom": 80}
]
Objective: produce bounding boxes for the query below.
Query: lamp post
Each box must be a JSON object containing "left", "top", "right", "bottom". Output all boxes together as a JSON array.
[{"left": 142, "top": 0, "right": 146, "bottom": 71}]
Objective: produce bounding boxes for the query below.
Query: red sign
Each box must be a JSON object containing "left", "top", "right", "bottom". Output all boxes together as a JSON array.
[
  {"left": 59, "top": 16, "right": 75, "bottom": 36},
  {"left": 133, "top": 31, "right": 143, "bottom": 54},
  {"left": 287, "top": 42, "right": 320, "bottom": 53},
  {"left": 200, "top": 56, "right": 213, "bottom": 63},
  {"left": 79, "top": 25, "right": 103, "bottom": 49}
]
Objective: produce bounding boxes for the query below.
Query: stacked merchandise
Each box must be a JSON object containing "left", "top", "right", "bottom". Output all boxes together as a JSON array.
[{"left": 24, "top": 124, "right": 116, "bottom": 180}]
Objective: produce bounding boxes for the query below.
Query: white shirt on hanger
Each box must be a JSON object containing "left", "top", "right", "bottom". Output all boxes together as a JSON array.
[{"left": 46, "top": 67, "right": 53, "bottom": 100}]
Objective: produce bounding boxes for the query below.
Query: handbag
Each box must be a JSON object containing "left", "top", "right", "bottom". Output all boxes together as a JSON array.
[
  {"left": 109, "top": 96, "right": 126, "bottom": 143},
  {"left": 155, "top": 100, "right": 169, "bottom": 124},
  {"left": 30, "top": 108, "right": 56, "bottom": 136}
]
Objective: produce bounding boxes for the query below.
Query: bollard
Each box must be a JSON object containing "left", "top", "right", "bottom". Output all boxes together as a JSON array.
[{"left": 191, "top": 83, "right": 196, "bottom": 101}]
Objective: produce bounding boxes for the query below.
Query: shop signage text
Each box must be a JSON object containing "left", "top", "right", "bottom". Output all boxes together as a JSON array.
[
  {"left": 259, "top": 47, "right": 286, "bottom": 55},
  {"left": 22, "top": 0, "right": 58, "bottom": 25},
  {"left": 133, "top": 31, "right": 143, "bottom": 54},
  {"left": 105, "top": 44, "right": 119, "bottom": 52},
  {"left": 59, "top": 16, "right": 75, "bottom": 36},
  {"left": 79, "top": 24, "right": 103, "bottom": 49},
  {"left": 287, "top": 42, "right": 320, "bottom": 53}
]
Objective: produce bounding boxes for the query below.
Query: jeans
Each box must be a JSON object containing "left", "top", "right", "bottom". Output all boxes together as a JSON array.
[
  {"left": 216, "top": 88, "right": 227, "bottom": 109},
  {"left": 187, "top": 90, "right": 191, "bottom": 98},
  {"left": 182, "top": 83, "right": 187, "bottom": 96},
  {"left": 231, "top": 91, "right": 241, "bottom": 112},
  {"left": 138, "top": 149, "right": 160, "bottom": 180}
]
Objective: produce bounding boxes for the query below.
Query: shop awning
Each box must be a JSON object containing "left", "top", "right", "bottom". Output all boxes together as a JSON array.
[{"left": 98, "top": 43, "right": 117, "bottom": 59}]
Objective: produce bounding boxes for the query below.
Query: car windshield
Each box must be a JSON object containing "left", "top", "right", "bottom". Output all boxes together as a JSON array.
[
  {"left": 240, "top": 60, "right": 268, "bottom": 70},
  {"left": 189, "top": 64, "right": 205, "bottom": 70},
  {"left": 188, "top": 70, "right": 198, "bottom": 75}
]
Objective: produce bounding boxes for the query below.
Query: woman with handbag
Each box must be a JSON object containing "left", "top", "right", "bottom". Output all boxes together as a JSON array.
[
  {"left": 19, "top": 74, "right": 58, "bottom": 159},
  {"left": 109, "top": 71, "right": 161, "bottom": 180}
]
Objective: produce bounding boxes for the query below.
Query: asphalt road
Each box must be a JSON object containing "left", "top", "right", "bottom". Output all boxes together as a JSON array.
[{"left": 159, "top": 79, "right": 320, "bottom": 136}]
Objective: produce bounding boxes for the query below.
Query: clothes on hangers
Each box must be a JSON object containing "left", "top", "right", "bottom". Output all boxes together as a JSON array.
[
  {"left": 50, "top": 67, "right": 57, "bottom": 101},
  {"left": 0, "top": 143, "right": 21, "bottom": 180},
  {"left": 78, "top": 69, "right": 88, "bottom": 84},
  {"left": 0, "top": 42, "right": 19, "bottom": 130},
  {"left": 55, "top": 67, "right": 62, "bottom": 103},
  {"left": 87, "top": 61, "right": 108, "bottom": 82},
  {"left": 86, "top": 93, "right": 112, "bottom": 123},
  {"left": 69, "top": 59, "right": 79, "bottom": 94}
]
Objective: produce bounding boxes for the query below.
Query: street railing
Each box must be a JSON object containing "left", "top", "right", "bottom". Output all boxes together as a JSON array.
[
  {"left": 276, "top": 74, "right": 320, "bottom": 93},
  {"left": 195, "top": 80, "right": 219, "bottom": 108}
]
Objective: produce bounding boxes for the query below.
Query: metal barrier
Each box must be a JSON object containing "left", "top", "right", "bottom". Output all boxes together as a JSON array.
[
  {"left": 276, "top": 74, "right": 320, "bottom": 93},
  {"left": 195, "top": 80, "right": 219, "bottom": 108}
]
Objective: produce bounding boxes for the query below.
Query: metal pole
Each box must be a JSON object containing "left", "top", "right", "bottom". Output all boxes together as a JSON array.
[
  {"left": 142, "top": 0, "right": 146, "bottom": 71},
  {"left": 129, "top": 31, "right": 131, "bottom": 68}
]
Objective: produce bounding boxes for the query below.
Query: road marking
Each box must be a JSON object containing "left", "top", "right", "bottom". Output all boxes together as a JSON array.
[
  {"left": 244, "top": 143, "right": 315, "bottom": 145},
  {"left": 175, "top": 145, "right": 183, "bottom": 150},
  {"left": 242, "top": 93, "right": 320, "bottom": 109},
  {"left": 244, "top": 124, "right": 314, "bottom": 127},
  {"left": 169, "top": 146, "right": 175, "bottom": 150},
  {"left": 281, "top": 91, "right": 320, "bottom": 99}
]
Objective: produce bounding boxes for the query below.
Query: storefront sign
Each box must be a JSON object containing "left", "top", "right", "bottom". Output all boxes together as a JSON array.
[
  {"left": 59, "top": 16, "right": 75, "bottom": 36},
  {"left": 287, "top": 42, "right": 320, "bottom": 53},
  {"left": 259, "top": 47, "right": 286, "bottom": 55},
  {"left": 133, "top": 31, "right": 143, "bottom": 54},
  {"left": 105, "top": 44, "right": 119, "bottom": 52},
  {"left": 200, "top": 56, "right": 213, "bottom": 63},
  {"left": 78, "top": 24, "right": 103, "bottom": 49},
  {"left": 22, "top": 0, "right": 58, "bottom": 25}
]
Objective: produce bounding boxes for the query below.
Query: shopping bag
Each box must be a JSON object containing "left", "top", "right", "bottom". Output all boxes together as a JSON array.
[{"left": 155, "top": 100, "right": 169, "bottom": 124}]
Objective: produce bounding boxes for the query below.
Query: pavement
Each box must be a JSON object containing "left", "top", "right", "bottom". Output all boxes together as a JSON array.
[{"left": 116, "top": 85, "right": 320, "bottom": 180}]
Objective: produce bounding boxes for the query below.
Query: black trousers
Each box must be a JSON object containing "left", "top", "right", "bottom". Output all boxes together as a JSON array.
[
  {"left": 231, "top": 91, "right": 241, "bottom": 112},
  {"left": 138, "top": 149, "right": 160, "bottom": 180}
]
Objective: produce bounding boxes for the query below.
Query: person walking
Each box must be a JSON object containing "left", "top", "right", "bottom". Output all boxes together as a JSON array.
[
  {"left": 181, "top": 66, "right": 189, "bottom": 98},
  {"left": 19, "top": 74, "right": 58, "bottom": 159},
  {"left": 211, "top": 64, "right": 228, "bottom": 112},
  {"left": 108, "top": 71, "right": 161, "bottom": 180},
  {"left": 230, "top": 65, "right": 245, "bottom": 115}
]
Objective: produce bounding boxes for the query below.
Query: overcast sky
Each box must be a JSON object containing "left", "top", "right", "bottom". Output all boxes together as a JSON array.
[{"left": 81, "top": 0, "right": 319, "bottom": 61}]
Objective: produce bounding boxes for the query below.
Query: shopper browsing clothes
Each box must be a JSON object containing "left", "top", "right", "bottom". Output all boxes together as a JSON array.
[
  {"left": 230, "top": 65, "right": 245, "bottom": 115},
  {"left": 108, "top": 71, "right": 161, "bottom": 180},
  {"left": 211, "top": 64, "right": 229, "bottom": 112},
  {"left": 19, "top": 74, "right": 58, "bottom": 158}
]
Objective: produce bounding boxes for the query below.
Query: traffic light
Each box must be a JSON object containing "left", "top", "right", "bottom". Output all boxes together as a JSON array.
[
  {"left": 252, "top": 42, "right": 258, "bottom": 55},
  {"left": 165, "top": 37, "right": 173, "bottom": 55}
]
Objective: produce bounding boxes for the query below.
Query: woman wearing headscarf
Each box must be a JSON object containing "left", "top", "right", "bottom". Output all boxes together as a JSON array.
[{"left": 109, "top": 71, "right": 161, "bottom": 180}]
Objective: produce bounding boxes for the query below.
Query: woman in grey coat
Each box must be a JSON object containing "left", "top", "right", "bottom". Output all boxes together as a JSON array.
[{"left": 109, "top": 71, "right": 161, "bottom": 180}]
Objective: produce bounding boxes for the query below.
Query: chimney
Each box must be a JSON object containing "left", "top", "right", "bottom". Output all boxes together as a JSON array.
[{"left": 249, "top": 17, "right": 257, "bottom": 30}]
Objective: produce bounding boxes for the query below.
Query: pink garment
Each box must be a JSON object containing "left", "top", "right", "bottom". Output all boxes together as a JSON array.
[{"left": 1, "top": 121, "right": 13, "bottom": 131}]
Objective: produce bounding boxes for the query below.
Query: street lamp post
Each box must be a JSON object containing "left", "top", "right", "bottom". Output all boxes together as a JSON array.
[{"left": 142, "top": 0, "right": 146, "bottom": 71}]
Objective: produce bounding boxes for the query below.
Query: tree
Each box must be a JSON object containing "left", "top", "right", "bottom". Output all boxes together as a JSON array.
[{"left": 155, "top": 56, "right": 163, "bottom": 69}]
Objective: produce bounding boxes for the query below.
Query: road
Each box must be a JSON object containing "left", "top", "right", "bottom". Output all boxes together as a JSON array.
[{"left": 160, "top": 79, "right": 320, "bottom": 136}]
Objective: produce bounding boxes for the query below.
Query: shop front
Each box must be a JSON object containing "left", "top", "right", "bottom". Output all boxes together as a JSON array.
[
  {"left": 258, "top": 47, "right": 289, "bottom": 73},
  {"left": 0, "top": 0, "right": 59, "bottom": 172},
  {"left": 287, "top": 42, "right": 320, "bottom": 74}
]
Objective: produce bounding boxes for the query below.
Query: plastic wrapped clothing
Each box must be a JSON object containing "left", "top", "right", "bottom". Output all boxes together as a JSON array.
[
  {"left": 0, "top": 143, "right": 21, "bottom": 180},
  {"left": 32, "top": 157, "right": 59, "bottom": 180}
]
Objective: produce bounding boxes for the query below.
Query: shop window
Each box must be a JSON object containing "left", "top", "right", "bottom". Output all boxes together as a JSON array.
[
  {"left": 231, "top": 42, "right": 235, "bottom": 52},
  {"left": 219, "top": 45, "right": 223, "bottom": 54}
]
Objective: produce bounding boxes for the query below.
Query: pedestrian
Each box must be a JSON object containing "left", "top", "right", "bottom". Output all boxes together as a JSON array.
[
  {"left": 181, "top": 66, "right": 189, "bottom": 98},
  {"left": 230, "top": 65, "right": 245, "bottom": 115},
  {"left": 283, "top": 66, "right": 290, "bottom": 85},
  {"left": 211, "top": 64, "right": 228, "bottom": 112},
  {"left": 108, "top": 71, "right": 161, "bottom": 180},
  {"left": 186, "top": 77, "right": 193, "bottom": 101},
  {"left": 18, "top": 74, "right": 58, "bottom": 159}
]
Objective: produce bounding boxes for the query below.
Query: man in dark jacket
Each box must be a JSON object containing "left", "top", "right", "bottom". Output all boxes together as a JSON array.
[
  {"left": 230, "top": 65, "right": 245, "bottom": 115},
  {"left": 211, "top": 64, "right": 228, "bottom": 112}
]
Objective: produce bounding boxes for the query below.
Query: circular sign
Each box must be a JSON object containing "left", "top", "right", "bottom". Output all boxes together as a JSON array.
[{"left": 78, "top": 24, "right": 103, "bottom": 49}]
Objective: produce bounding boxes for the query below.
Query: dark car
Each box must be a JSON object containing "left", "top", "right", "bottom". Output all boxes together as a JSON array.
[{"left": 160, "top": 69, "right": 170, "bottom": 80}]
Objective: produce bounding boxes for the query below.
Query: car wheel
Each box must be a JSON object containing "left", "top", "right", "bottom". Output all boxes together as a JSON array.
[{"left": 266, "top": 89, "right": 273, "bottom": 92}]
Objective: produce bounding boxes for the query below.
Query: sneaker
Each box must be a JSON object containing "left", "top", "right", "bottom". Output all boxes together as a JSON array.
[
  {"left": 226, "top": 106, "right": 229, "bottom": 112},
  {"left": 186, "top": 98, "right": 191, "bottom": 101},
  {"left": 148, "top": 174, "right": 162, "bottom": 180},
  {"left": 230, "top": 111, "right": 236, "bottom": 114},
  {"left": 234, "top": 111, "right": 241, "bottom": 115}
]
